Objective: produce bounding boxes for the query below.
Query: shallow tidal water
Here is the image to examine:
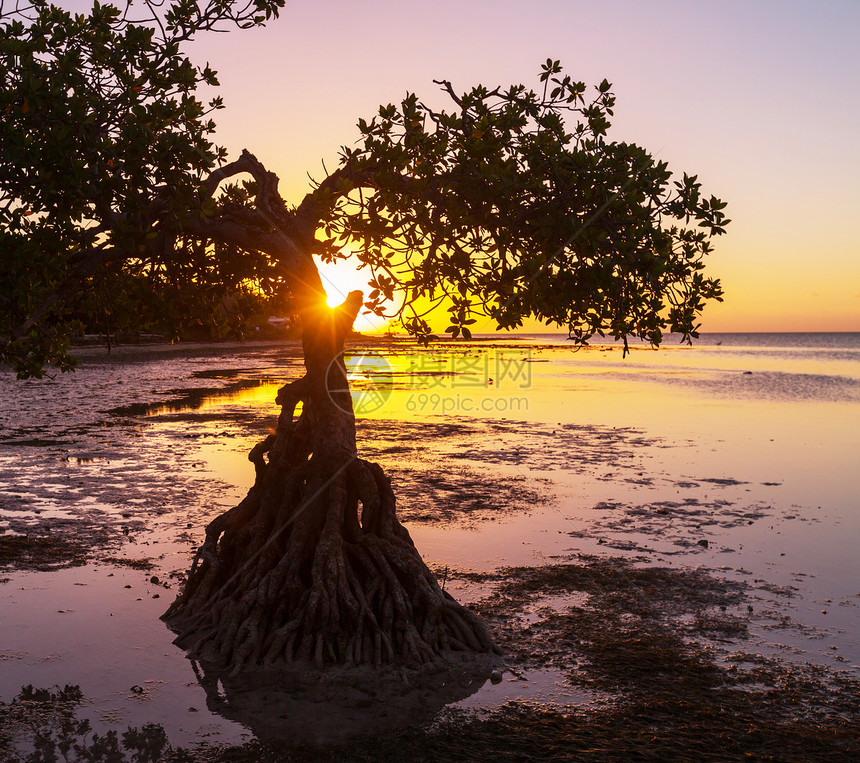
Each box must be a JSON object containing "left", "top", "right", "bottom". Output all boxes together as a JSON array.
[{"left": 1, "top": 334, "right": 858, "bottom": 753}]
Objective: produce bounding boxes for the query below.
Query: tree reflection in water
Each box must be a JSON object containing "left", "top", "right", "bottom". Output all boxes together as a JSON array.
[
  {"left": 1, "top": 658, "right": 493, "bottom": 759},
  {"left": 190, "top": 655, "right": 495, "bottom": 746},
  {"left": 0, "top": 685, "right": 168, "bottom": 762}
]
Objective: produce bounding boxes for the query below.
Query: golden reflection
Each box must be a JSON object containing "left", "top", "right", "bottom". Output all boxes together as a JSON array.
[
  {"left": 199, "top": 382, "right": 283, "bottom": 411},
  {"left": 170, "top": 341, "right": 859, "bottom": 466},
  {"left": 145, "top": 382, "right": 284, "bottom": 417},
  {"left": 164, "top": 337, "right": 859, "bottom": 604}
]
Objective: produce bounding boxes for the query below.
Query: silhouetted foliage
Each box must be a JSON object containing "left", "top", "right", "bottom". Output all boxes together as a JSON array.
[
  {"left": 1, "top": 1, "right": 729, "bottom": 674},
  {"left": 311, "top": 62, "right": 727, "bottom": 346},
  {"left": 1, "top": 0, "right": 286, "bottom": 376},
  {"left": 0, "top": 684, "right": 169, "bottom": 762},
  {"left": 2, "top": 3, "right": 726, "bottom": 377}
]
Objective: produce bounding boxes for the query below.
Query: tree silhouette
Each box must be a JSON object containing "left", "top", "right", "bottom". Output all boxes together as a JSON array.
[{"left": 1, "top": 2, "right": 727, "bottom": 668}]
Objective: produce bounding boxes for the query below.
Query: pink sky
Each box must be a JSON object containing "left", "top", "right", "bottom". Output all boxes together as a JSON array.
[{"left": 149, "top": 1, "right": 860, "bottom": 330}]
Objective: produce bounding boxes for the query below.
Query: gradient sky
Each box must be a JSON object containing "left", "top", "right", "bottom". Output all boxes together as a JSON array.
[{"left": 190, "top": 0, "right": 860, "bottom": 332}]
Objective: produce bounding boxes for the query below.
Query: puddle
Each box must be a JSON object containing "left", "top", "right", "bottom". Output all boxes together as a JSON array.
[
  {"left": 0, "top": 564, "right": 250, "bottom": 748},
  {"left": 453, "top": 667, "right": 604, "bottom": 711}
]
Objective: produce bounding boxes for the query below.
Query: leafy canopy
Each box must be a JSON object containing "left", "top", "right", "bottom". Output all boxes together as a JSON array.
[
  {"left": 311, "top": 59, "right": 727, "bottom": 345},
  {"left": 0, "top": 0, "right": 285, "bottom": 376},
  {"left": 2, "top": 0, "right": 727, "bottom": 379}
]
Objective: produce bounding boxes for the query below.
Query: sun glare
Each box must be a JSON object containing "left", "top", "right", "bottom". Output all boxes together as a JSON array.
[{"left": 316, "top": 258, "right": 390, "bottom": 333}]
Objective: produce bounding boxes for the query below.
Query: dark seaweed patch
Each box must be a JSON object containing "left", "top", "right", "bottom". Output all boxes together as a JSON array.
[{"left": 0, "top": 534, "right": 89, "bottom": 571}]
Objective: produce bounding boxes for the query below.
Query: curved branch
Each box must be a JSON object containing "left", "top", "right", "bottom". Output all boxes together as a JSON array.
[
  {"left": 181, "top": 215, "right": 301, "bottom": 269},
  {"left": 432, "top": 78, "right": 463, "bottom": 108},
  {"left": 203, "top": 149, "right": 290, "bottom": 225},
  {"left": 193, "top": 150, "right": 328, "bottom": 306},
  {"left": 295, "top": 161, "right": 448, "bottom": 231},
  {"left": 294, "top": 162, "right": 378, "bottom": 227}
]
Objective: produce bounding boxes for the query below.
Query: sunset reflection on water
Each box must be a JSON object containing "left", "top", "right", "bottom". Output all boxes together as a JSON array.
[
  {"left": 1, "top": 335, "right": 857, "bottom": 751},
  {"left": 179, "top": 340, "right": 859, "bottom": 625}
]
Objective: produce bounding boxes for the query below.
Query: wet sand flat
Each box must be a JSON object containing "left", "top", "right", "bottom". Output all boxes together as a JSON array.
[{"left": 1, "top": 335, "right": 858, "bottom": 759}]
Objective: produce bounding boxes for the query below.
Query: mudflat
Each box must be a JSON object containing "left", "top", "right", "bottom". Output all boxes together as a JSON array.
[{"left": 1, "top": 337, "right": 858, "bottom": 760}]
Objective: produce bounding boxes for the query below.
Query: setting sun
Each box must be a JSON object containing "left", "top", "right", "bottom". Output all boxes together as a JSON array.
[{"left": 316, "top": 256, "right": 390, "bottom": 333}]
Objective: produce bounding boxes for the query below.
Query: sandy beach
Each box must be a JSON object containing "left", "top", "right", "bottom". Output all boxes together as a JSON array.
[{"left": 1, "top": 335, "right": 858, "bottom": 759}]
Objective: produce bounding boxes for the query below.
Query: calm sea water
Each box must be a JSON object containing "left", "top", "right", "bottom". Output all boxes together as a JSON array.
[
  {"left": 481, "top": 331, "right": 860, "bottom": 350},
  {"left": 467, "top": 332, "right": 860, "bottom": 405}
]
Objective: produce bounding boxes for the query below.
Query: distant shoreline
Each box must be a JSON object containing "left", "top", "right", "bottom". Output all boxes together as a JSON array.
[
  {"left": 24, "top": 329, "right": 860, "bottom": 370},
  {"left": 66, "top": 338, "right": 302, "bottom": 366}
]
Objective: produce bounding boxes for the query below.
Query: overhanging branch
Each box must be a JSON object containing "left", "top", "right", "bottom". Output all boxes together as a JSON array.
[{"left": 203, "top": 149, "right": 290, "bottom": 223}]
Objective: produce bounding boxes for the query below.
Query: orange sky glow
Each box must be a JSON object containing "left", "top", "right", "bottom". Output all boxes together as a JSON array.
[{"left": 186, "top": 0, "right": 858, "bottom": 334}]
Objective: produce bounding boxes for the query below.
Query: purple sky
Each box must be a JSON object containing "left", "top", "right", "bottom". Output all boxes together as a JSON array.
[{"left": 66, "top": 1, "right": 860, "bottom": 330}]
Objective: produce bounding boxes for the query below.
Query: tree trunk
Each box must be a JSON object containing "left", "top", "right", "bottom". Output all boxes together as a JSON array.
[{"left": 162, "top": 292, "right": 498, "bottom": 669}]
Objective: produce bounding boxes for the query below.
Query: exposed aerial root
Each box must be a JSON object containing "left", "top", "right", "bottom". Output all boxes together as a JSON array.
[{"left": 163, "top": 377, "right": 499, "bottom": 670}]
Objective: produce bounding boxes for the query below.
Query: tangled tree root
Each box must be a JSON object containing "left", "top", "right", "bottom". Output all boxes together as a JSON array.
[{"left": 163, "top": 378, "right": 499, "bottom": 670}]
